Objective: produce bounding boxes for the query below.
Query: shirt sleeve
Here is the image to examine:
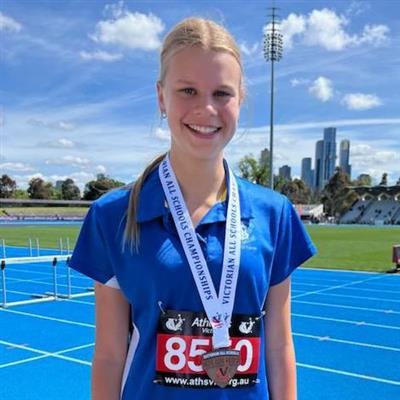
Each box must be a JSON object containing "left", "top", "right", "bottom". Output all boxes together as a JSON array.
[
  {"left": 69, "top": 202, "right": 116, "bottom": 285},
  {"left": 269, "top": 197, "right": 317, "bottom": 286}
]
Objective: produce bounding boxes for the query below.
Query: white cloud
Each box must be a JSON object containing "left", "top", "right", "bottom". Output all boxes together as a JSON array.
[
  {"left": 154, "top": 127, "right": 170, "bottom": 141},
  {"left": 345, "top": 1, "right": 370, "bottom": 17},
  {"left": 0, "top": 162, "right": 34, "bottom": 172},
  {"left": 39, "top": 138, "right": 76, "bottom": 149},
  {"left": 95, "top": 165, "right": 107, "bottom": 174},
  {"left": 356, "top": 24, "right": 390, "bottom": 47},
  {"left": 239, "top": 41, "right": 260, "bottom": 57},
  {"left": 309, "top": 76, "right": 333, "bottom": 102},
  {"left": 277, "top": 8, "right": 389, "bottom": 52},
  {"left": 279, "top": 13, "right": 306, "bottom": 49},
  {"left": 90, "top": 7, "right": 164, "bottom": 50},
  {"left": 351, "top": 143, "right": 400, "bottom": 183},
  {"left": 290, "top": 78, "right": 309, "bottom": 87},
  {"left": 45, "top": 156, "right": 90, "bottom": 167},
  {"left": 304, "top": 9, "right": 352, "bottom": 51},
  {"left": 80, "top": 50, "right": 123, "bottom": 62},
  {"left": 28, "top": 118, "right": 76, "bottom": 131},
  {"left": 0, "top": 11, "right": 22, "bottom": 33},
  {"left": 342, "top": 93, "right": 382, "bottom": 110}
]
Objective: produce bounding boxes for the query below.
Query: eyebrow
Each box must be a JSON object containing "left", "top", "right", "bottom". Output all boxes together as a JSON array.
[{"left": 175, "top": 79, "right": 236, "bottom": 91}]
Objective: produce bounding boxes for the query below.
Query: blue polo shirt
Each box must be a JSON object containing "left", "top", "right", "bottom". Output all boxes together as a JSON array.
[{"left": 70, "top": 167, "right": 316, "bottom": 400}]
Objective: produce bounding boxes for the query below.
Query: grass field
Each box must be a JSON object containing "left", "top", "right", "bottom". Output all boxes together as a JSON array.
[
  {"left": 1, "top": 207, "right": 88, "bottom": 216},
  {"left": 0, "top": 224, "right": 399, "bottom": 272}
]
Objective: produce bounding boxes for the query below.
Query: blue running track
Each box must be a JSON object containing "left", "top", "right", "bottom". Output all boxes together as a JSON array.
[{"left": 1, "top": 246, "right": 399, "bottom": 399}]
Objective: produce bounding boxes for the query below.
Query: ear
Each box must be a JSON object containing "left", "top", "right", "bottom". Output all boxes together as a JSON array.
[
  {"left": 156, "top": 81, "right": 165, "bottom": 113},
  {"left": 239, "top": 86, "right": 245, "bottom": 106}
]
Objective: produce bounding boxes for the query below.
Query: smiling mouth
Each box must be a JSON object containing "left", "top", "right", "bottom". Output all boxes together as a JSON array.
[{"left": 185, "top": 123, "right": 222, "bottom": 135}]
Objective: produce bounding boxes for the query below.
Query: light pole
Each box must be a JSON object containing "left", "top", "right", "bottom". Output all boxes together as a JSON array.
[{"left": 263, "top": 6, "right": 283, "bottom": 189}]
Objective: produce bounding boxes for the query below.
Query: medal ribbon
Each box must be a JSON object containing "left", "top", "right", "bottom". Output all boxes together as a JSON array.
[{"left": 159, "top": 154, "right": 241, "bottom": 349}]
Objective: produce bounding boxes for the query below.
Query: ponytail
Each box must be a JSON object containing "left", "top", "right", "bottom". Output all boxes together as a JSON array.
[{"left": 123, "top": 153, "right": 167, "bottom": 252}]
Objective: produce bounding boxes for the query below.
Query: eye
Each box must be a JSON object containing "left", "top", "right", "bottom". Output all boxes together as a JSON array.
[
  {"left": 180, "top": 88, "right": 196, "bottom": 95},
  {"left": 214, "top": 90, "right": 232, "bottom": 97}
]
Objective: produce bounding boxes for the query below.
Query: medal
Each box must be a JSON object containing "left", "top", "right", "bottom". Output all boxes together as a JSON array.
[
  {"left": 159, "top": 154, "right": 242, "bottom": 386},
  {"left": 202, "top": 348, "right": 240, "bottom": 388}
]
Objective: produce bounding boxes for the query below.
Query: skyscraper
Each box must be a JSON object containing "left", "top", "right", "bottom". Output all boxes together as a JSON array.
[
  {"left": 279, "top": 165, "right": 291, "bottom": 180},
  {"left": 323, "top": 127, "right": 337, "bottom": 186},
  {"left": 314, "top": 140, "right": 324, "bottom": 190},
  {"left": 339, "top": 139, "right": 351, "bottom": 178},
  {"left": 301, "top": 158, "right": 313, "bottom": 188}
]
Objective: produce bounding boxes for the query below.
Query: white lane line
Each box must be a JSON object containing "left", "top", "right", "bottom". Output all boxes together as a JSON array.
[
  {"left": 67, "top": 299, "right": 95, "bottom": 305},
  {"left": 339, "top": 286, "right": 400, "bottom": 295},
  {"left": 299, "top": 267, "right": 380, "bottom": 275},
  {"left": 294, "top": 277, "right": 353, "bottom": 284},
  {"left": 294, "top": 332, "right": 400, "bottom": 352},
  {"left": 0, "top": 341, "right": 93, "bottom": 368},
  {"left": 0, "top": 308, "right": 95, "bottom": 328},
  {"left": 312, "top": 292, "right": 400, "bottom": 303},
  {"left": 294, "top": 278, "right": 400, "bottom": 290},
  {"left": 292, "top": 274, "right": 389, "bottom": 300},
  {"left": 349, "top": 282, "right": 400, "bottom": 290},
  {"left": 293, "top": 299, "right": 400, "bottom": 315},
  {"left": 5, "top": 277, "right": 91, "bottom": 291},
  {"left": 294, "top": 282, "right": 400, "bottom": 295},
  {"left": 293, "top": 313, "right": 400, "bottom": 330},
  {"left": 297, "top": 362, "right": 400, "bottom": 385},
  {"left": 293, "top": 282, "right": 332, "bottom": 287}
]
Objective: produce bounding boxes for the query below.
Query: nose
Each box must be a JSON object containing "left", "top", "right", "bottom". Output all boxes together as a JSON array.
[{"left": 193, "top": 94, "right": 218, "bottom": 117}]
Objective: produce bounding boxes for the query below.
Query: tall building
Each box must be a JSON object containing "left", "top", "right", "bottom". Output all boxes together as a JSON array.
[
  {"left": 323, "top": 127, "right": 337, "bottom": 186},
  {"left": 339, "top": 139, "right": 351, "bottom": 178},
  {"left": 279, "top": 165, "right": 291, "bottom": 180},
  {"left": 301, "top": 158, "right": 313, "bottom": 188},
  {"left": 260, "top": 148, "right": 270, "bottom": 166},
  {"left": 314, "top": 140, "right": 324, "bottom": 190}
]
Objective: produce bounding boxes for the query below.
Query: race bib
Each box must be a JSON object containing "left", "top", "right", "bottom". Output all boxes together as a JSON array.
[{"left": 155, "top": 310, "right": 261, "bottom": 388}]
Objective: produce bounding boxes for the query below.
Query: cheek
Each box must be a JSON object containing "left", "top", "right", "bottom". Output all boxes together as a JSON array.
[{"left": 224, "top": 101, "right": 241, "bottom": 122}]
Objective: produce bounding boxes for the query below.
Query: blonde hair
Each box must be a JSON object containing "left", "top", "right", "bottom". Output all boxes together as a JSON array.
[{"left": 123, "top": 17, "right": 244, "bottom": 250}]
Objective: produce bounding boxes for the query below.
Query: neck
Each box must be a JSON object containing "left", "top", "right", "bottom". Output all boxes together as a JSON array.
[{"left": 169, "top": 150, "right": 226, "bottom": 211}]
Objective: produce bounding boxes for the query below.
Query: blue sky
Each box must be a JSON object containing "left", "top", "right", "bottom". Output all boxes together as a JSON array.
[{"left": 1, "top": 0, "right": 399, "bottom": 190}]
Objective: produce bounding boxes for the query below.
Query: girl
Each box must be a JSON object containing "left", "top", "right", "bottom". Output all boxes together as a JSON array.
[{"left": 70, "top": 17, "right": 316, "bottom": 400}]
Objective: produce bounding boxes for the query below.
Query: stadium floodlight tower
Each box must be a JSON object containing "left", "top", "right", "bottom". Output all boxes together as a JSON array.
[{"left": 263, "top": 6, "right": 283, "bottom": 189}]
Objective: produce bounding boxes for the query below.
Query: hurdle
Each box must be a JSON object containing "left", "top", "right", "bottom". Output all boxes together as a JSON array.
[{"left": 0, "top": 254, "right": 94, "bottom": 308}]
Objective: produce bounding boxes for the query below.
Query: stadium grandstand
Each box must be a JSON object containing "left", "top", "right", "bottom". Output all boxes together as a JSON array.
[
  {"left": 0, "top": 199, "right": 91, "bottom": 221},
  {"left": 340, "top": 185, "right": 400, "bottom": 225}
]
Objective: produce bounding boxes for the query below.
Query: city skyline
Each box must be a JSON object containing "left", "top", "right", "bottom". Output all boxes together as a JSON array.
[{"left": 1, "top": 0, "right": 400, "bottom": 190}]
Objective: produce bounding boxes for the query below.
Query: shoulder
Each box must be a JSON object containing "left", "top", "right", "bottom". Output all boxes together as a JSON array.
[
  {"left": 91, "top": 185, "right": 132, "bottom": 219},
  {"left": 236, "top": 175, "right": 288, "bottom": 215}
]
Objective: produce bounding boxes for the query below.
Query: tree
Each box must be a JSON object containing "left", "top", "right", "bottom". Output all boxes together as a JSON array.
[
  {"left": 27, "top": 177, "right": 53, "bottom": 199},
  {"left": 83, "top": 174, "right": 125, "bottom": 200},
  {"left": 280, "top": 179, "right": 312, "bottom": 204},
  {"left": 0, "top": 174, "right": 17, "bottom": 198},
  {"left": 238, "top": 154, "right": 269, "bottom": 186},
  {"left": 352, "top": 174, "right": 372, "bottom": 186},
  {"left": 61, "top": 178, "right": 81, "bottom": 200},
  {"left": 379, "top": 173, "right": 388, "bottom": 186},
  {"left": 321, "top": 167, "right": 358, "bottom": 218},
  {"left": 14, "top": 189, "right": 29, "bottom": 199}
]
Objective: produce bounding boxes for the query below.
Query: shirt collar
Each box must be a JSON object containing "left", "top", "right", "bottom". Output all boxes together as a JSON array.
[{"left": 136, "top": 161, "right": 253, "bottom": 224}]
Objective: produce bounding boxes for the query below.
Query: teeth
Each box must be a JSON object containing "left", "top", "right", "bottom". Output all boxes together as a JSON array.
[{"left": 188, "top": 124, "right": 219, "bottom": 134}]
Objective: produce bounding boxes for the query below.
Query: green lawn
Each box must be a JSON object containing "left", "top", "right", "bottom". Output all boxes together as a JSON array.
[
  {"left": 1, "top": 224, "right": 399, "bottom": 273},
  {"left": 0, "top": 225, "right": 80, "bottom": 250},
  {"left": 305, "top": 225, "right": 400, "bottom": 272},
  {"left": 1, "top": 207, "right": 88, "bottom": 216}
]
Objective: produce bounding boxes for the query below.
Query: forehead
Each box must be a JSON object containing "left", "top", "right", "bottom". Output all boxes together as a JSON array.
[{"left": 164, "top": 47, "right": 242, "bottom": 88}]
